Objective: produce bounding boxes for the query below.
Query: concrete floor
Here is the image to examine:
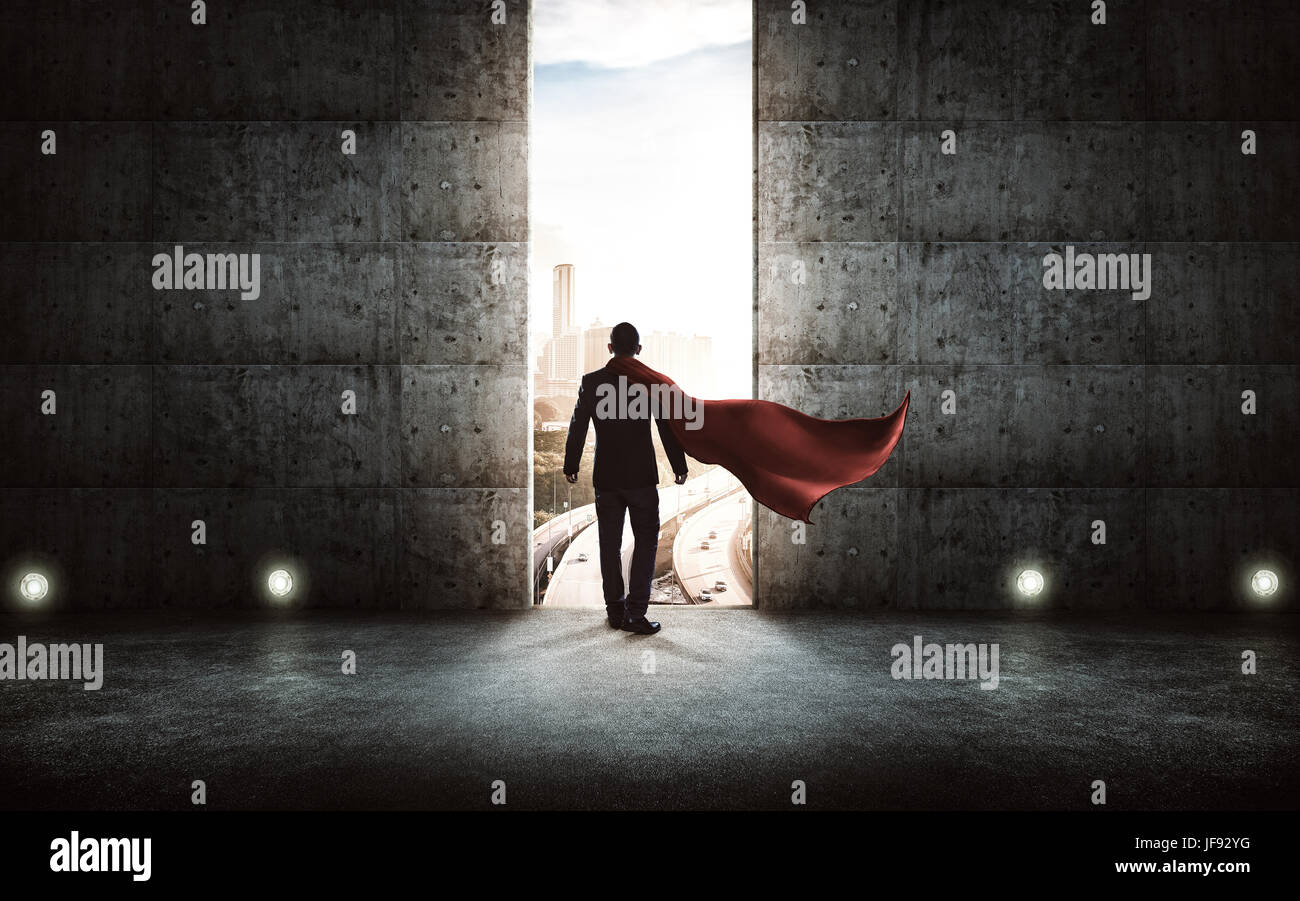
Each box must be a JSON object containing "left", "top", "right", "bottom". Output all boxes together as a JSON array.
[{"left": 0, "top": 609, "right": 1295, "bottom": 810}]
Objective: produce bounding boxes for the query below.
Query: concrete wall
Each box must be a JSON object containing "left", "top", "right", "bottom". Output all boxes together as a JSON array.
[
  {"left": 755, "top": 0, "right": 1299, "bottom": 609},
  {"left": 4, "top": 1, "right": 1295, "bottom": 613},
  {"left": 0, "top": 0, "right": 532, "bottom": 609}
]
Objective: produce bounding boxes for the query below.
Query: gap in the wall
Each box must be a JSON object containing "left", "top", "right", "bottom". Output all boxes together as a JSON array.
[{"left": 528, "top": 0, "right": 755, "bottom": 609}]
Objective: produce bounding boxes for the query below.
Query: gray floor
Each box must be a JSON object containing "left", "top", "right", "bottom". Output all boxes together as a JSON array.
[{"left": 0, "top": 609, "right": 1295, "bottom": 810}]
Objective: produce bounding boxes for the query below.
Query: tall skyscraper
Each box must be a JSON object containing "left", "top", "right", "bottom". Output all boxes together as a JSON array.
[
  {"left": 540, "top": 263, "right": 581, "bottom": 395},
  {"left": 552, "top": 264, "right": 576, "bottom": 337},
  {"left": 550, "top": 333, "right": 580, "bottom": 387}
]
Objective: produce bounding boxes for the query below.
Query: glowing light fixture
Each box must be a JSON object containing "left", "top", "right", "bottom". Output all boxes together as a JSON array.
[
  {"left": 1016, "top": 569, "right": 1045, "bottom": 597},
  {"left": 1251, "top": 569, "right": 1279, "bottom": 598},
  {"left": 267, "top": 569, "right": 294, "bottom": 598},
  {"left": 19, "top": 572, "right": 48, "bottom": 602}
]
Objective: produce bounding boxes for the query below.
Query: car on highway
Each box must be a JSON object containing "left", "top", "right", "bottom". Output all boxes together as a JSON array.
[
  {"left": 699, "top": 589, "right": 713, "bottom": 602},
  {"left": 714, "top": 579, "right": 727, "bottom": 592},
  {"left": 576, "top": 553, "right": 588, "bottom": 562},
  {"left": 700, "top": 540, "right": 710, "bottom": 550},
  {"left": 708, "top": 531, "right": 717, "bottom": 540}
]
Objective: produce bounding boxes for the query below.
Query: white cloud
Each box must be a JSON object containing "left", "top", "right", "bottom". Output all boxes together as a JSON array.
[
  {"left": 531, "top": 38, "right": 753, "bottom": 396},
  {"left": 533, "top": 0, "right": 751, "bottom": 68}
]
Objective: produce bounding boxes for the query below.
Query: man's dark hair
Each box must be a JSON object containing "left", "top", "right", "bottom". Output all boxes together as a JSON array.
[{"left": 610, "top": 322, "right": 639, "bottom": 355}]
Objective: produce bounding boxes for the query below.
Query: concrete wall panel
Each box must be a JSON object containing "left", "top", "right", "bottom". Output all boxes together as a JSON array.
[
  {"left": 1145, "top": 365, "right": 1300, "bottom": 489},
  {"left": 154, "top": 244, "right": 400, "bottom": 365},
  {"left": 1147, "top": 244, "right": 1300, "bottom": 364},
  {"left": 155, "top": 123, "right": 402, "bottom": 242},
  {"left": 154, "top": 124, "right": 288, "bottom": 242},
  {"left": 1014, "top": 0, "right": 1145, "bottom": 121},
  {"left": 757, "top": 243, "right": 897, "bottom": 365},
  {"left": 896, "top": 0, "right": 1016, "bottom": 121},
  {"left": 0, "top": 490, "right": 153, "bottom": 612},
  {"left": 400, "top": 243, "right": 529, "bottom": 365},
  {"left": 1148, "top": 123, "right": 1300, "bottom": 242},
  {"left": 0, "top": 366, "right": 151, "bottom": 489},
  {"left": 0, "top": 244, "right": 153, "bottom": 364},
  {"left": 0, "top": 123, "right": 150, "bottom": 241},
  {"left": 284, "top": 122, "right": 401, "bottom": 242},
  {"left": 755, "top": 488, "right": 897, "bottom": 609},
  {"left": 898, "top": 243, "right": 1146, "bottom": 364},
  {"left": 401, "top": 365, "right": 529, "bottom": 489},
  {"left": 896, "top": 489, "right": 1146, "bottom": 609},
  {"left": 400, "top": 0, "right": 530, "bottom": 122},
  {"left": 401, "top": 122, "right": 529, "bottom": 242},
  {"left": 756, "top": 0, "right": 896, "bottom": 122},
  {"left": 154, "top": 0, "right": 291, "bottom": 120},
  {"left": 153, "top": 489, "right": 400, "bottom": 608},
  {"left": 1147, "top": 489, "right": 1298, "bottom": 611},
  {"left": 900, "top": 123, "right": 1144, "bottom": 242},
  {"left": 283, "top": 0, "right": 401, "bottom": 121},
  {"left": 287, "top": 365, "right": 403, "bottom": 487},
  {"left": 1147, "top": 0, "right": 1300, "bottom": 121},
  {"left": 400, "top": 488, "right": 530, "bottom": 609},
  {"left": 898, "top": 366, "right": 1145, "bottom": 489},
  {"left": 153, "top": 365, "right": 403, "bottom": 489},
  {"left": 758, "top": 122, "right": 898, "bottom": 243}
]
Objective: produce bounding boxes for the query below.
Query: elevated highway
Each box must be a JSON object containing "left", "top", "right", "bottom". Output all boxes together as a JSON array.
[
  {"left": 540, "top": 469, "right": 739, "bottom": 607},
  {"left": 671, "top": 488, "right": 753, "bottom": 607}
]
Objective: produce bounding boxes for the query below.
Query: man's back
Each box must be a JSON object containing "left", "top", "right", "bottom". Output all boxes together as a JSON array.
[
  {"left": 563, "top": 325, "right": 684, "bottom": 635},
  {"left": 563, "top": 364, "right": 687, "bottom": 490}
]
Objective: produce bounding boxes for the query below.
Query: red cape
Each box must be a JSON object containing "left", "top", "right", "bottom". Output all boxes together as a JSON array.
[{"left": 605, "top": 356, "right": 909, "bottom": 524}]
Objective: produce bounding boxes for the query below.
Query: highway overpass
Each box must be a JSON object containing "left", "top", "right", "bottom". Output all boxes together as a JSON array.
[
  {"left": 671, "top": 488, "right": 753, "bottom": 607},
  {"left": 540, "top": 469, "right": 740, "bottom": 607}
]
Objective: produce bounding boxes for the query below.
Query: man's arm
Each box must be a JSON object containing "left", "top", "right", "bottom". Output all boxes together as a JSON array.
[
  {"left": 656, "top": 415, "right": 688, "bottom": 484},
  {"left": 563, "top": 378, "right": 594, "bottom": 482}
]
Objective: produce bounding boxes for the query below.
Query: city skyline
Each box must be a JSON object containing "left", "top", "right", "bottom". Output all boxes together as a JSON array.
[
  {"left": 530, "top": 2, "right": 751, "bottom": 399},
  {"left": 535, "top": 263, "right": 715, "bottom": 402}
]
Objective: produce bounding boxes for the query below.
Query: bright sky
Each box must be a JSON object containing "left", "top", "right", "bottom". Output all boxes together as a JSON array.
[{"left": 531, "top": 0, "right": 753, "bottom": 398}]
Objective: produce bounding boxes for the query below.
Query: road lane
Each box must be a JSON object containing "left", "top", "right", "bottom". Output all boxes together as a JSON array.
[{"left": 543, "top": 469, "right": 739, "bottom": 607}]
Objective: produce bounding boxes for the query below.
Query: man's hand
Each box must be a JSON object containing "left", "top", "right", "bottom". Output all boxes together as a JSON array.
[
  {"left": 565, "top": 472, "right": 578, "bottom": 484},
  {"left": 674, "top": 473, "right": 687, "bottom": 485}
]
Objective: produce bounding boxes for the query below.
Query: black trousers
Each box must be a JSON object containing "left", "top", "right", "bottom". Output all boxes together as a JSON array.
[{"left": 594, "top": 485, "right": 660, "bottom": 619}]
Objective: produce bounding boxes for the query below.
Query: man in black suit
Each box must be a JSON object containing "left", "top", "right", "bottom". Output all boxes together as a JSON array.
[{"left": 564, "top": 322, "right": 688, "bottom": 634}]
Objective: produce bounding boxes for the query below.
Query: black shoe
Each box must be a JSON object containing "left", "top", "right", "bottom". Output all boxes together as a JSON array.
[
  {"left": 621, "top": 615, "right": 661, "bottom": 635},
  {"left": 606, "top": 610, "right": 624, "bottom": 629}
]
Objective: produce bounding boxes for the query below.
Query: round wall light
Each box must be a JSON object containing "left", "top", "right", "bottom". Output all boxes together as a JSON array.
[
  {"left": 19, "top": 572, "right": 48, "bottom": 602},
  {"left": 267, "top": 569, "right": 294, "bottom": 598},
  {"left": 1016, "top": 569, "right": 1045, "bottom": 597},
  {"left": 1251, "top": 569, "right": 1279, "bottom": 598}
]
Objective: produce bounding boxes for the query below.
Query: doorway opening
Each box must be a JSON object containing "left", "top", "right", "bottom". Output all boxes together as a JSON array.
[{"left": 528, "top": 1, "right": 753, "bottom": 608}]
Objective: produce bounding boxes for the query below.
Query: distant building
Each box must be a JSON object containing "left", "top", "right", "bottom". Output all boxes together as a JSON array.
[
  {"left": 539, "top": 264, "right": 582, "bottom": 396},
  {"left": 548, "top": 333, "right": 581, "bottom": 394},
  {"left": 552, "top": 264, "right": 576, "bottom": 337},
  {"left": 687, "top": 334, "right": 715, "bottom": 397},
  {"left": 536, "top": 266, "right": 714, "bottom": 398},
  {"left": 642, "top": 330, "right": 714, "bottom": 397},
  {"left": 582, "top": 318, "right": 608, "bottom": 371}
]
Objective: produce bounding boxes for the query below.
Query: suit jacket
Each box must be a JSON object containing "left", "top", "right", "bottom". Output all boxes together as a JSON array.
[{"left": 563, "top": 361, "right": 688, "bottom": 489}]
